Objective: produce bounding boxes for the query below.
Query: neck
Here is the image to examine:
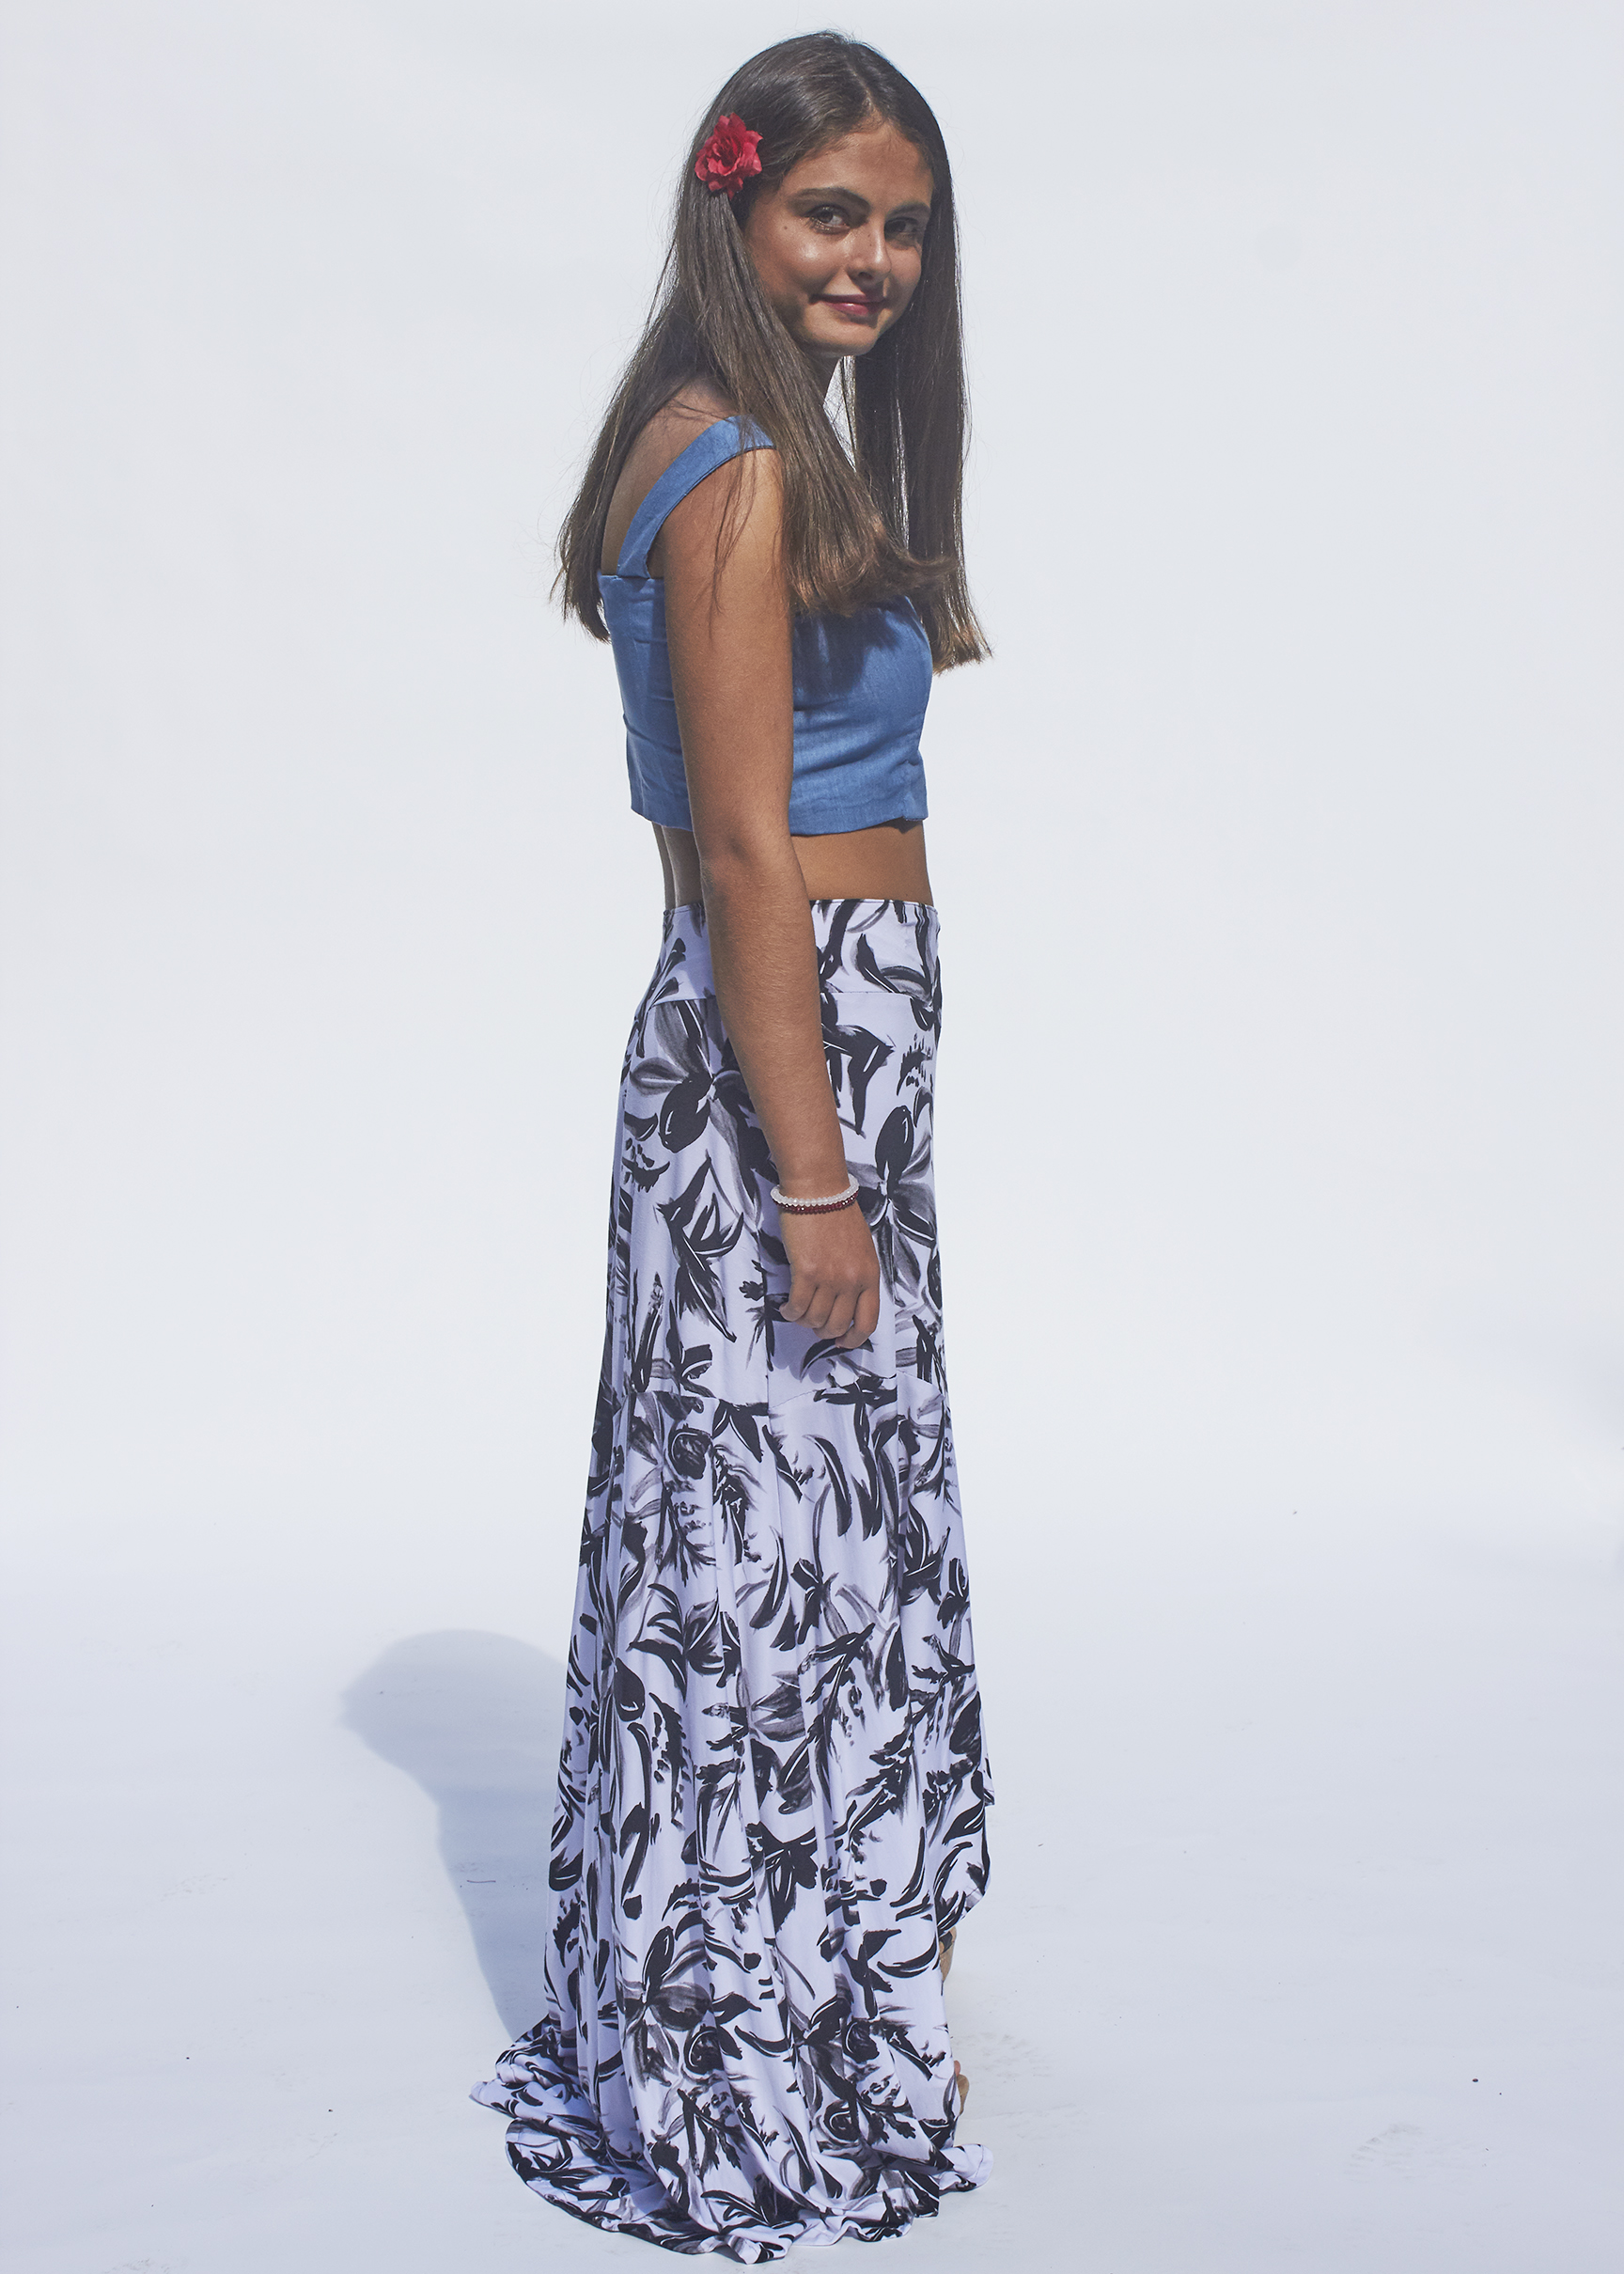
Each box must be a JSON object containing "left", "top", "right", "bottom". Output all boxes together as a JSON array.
[{"left": 800, "top": 344, "right": 841, "bottom": 395}]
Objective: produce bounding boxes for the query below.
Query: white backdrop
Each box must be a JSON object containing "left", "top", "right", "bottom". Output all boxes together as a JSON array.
[{"left": 2, "top": 2, "right": 1621, "bottom": 2267}]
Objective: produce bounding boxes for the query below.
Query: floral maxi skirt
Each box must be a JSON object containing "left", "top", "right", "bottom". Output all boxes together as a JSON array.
[{"left": 473, "top": 899, "right": 993, "bottom": 2261}]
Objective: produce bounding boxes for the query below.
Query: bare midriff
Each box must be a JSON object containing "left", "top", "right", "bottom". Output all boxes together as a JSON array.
[{"left": 654, "top": 818, "right": 932, "bottom": 910}]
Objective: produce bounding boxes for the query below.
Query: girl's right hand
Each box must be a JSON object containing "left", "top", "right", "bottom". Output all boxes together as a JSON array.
[{"left": 779, "top": 1203, "right": 882, "bottom": 1350}]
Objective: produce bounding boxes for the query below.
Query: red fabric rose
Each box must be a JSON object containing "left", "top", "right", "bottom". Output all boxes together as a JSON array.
[{"left": 695, "top": 114, "right": 763, "bottom": 199}]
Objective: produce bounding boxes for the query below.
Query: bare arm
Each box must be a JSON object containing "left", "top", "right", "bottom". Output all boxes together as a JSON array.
[{"left": 661, "top": 446, "right": 880, "bottom": 1349}]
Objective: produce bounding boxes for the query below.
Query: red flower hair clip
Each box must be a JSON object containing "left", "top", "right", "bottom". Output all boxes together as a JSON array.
[{"left": 695, "top": 114, "right": 763, "bottom": 199}]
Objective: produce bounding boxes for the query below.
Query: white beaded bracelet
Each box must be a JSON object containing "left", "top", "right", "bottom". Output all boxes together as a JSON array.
[{"left": 771, "top": 1175, "right": 861, "bottom": 1215}]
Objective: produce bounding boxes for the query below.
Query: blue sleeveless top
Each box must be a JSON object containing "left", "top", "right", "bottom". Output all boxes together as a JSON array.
[{"left": 599, "top": 418, "right": 932, "bottom": 834}]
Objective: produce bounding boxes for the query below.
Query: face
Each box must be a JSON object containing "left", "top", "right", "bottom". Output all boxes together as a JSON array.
[{"left": 741, "top": 119, "right": 934, "bottom": 380}]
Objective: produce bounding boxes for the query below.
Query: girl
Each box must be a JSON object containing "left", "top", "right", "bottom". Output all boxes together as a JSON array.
[{"left": 475, "top": 34, "right": 992, "bottom": 2259}]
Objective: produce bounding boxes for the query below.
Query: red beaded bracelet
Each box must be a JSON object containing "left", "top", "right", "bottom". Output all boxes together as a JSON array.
[{"left": 771, "top": 1176, "right": 861, "bottom": 1215}]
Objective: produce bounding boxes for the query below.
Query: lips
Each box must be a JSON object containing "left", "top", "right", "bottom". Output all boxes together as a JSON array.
[{"left": 820, "top": 295, "right": 884, "bottom": 316}]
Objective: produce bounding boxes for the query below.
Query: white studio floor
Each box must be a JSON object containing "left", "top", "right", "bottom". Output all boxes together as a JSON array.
[
  {"left": 4, "top": 1491, "right": 1620, "bottom": 2273},
  {"left": 4, "top": 4, "right": 1622, "bottom": 2270}
]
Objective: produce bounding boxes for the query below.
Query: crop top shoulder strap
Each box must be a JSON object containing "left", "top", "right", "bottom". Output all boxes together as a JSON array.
[{"left": 615, "top": 416, "right": 774, "bottom": 579}]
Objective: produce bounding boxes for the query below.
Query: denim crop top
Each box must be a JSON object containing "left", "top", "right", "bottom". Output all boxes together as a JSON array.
[{"left": 599, "top": 417, "right": 932, "bottom": 834}]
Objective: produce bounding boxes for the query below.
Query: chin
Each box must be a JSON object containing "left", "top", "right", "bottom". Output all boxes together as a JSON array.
[{"left": 806, "top": 320, "right": 883, "bottom": 359}]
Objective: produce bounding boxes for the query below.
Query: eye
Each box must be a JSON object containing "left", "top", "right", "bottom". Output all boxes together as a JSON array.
[{"left": 806, "top": 204, "right": 851, "bottom": 232}]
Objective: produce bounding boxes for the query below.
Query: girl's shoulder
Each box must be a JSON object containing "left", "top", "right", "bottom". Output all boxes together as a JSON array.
[{"left": 601, "top": 384, "right": 773, "bottom": 577}]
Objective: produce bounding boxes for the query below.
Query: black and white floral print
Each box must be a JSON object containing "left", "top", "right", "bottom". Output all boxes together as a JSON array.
[{"left": 473, "top": 900, "right": 992, "bottom": 2262}]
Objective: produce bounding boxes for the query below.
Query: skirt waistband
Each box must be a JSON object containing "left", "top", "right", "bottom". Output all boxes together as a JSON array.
[{"left": 654, "top": 897, "right": 941, "bottom": 1006}]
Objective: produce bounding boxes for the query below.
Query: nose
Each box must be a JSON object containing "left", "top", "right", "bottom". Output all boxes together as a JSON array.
[{"left": 846, "top": 221, "right": 891, "bottom": 285}]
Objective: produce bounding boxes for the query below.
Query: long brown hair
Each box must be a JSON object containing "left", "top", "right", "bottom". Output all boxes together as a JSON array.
[{"left": 556, "top": 33, "right": 987, "bottom": 670}]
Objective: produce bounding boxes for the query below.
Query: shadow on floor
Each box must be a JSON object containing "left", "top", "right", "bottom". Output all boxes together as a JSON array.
[{"left": 342, "top": 1629, "right": 564, "bottom": 2037}]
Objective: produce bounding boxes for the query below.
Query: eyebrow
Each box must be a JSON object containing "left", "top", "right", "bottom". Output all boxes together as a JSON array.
[{"left": 791, "top": 183, "right": 932, "bottom": 215}]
